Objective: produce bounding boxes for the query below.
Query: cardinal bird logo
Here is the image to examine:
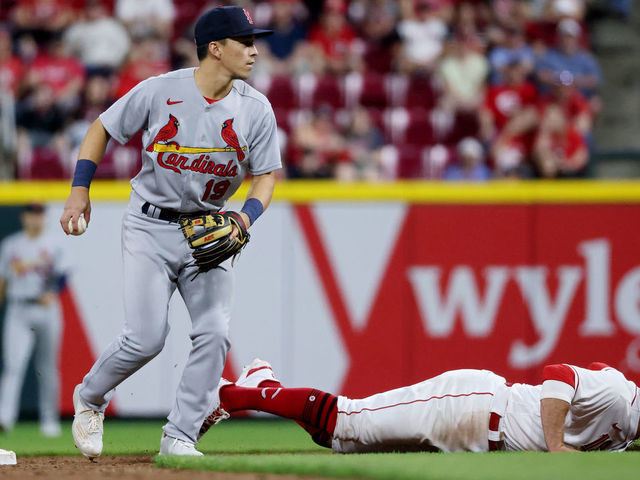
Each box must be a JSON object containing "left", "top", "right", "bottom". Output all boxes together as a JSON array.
[
  {"left": 221, "top": 118, "right": 245, "bottom": 162},
  {"left": 146, "top": 114, "right": 180, "bottom": 152}
]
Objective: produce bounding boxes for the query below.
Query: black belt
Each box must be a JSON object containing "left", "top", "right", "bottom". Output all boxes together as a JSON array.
[
  {"left": 141, "top": 202, "right": 211, "bottom": 223},
  {"left": 12, "top": 298, "right": 41, "bottom": 305},
  {"left": 488, "top": 412, "right": 506, "bottom": 451}
]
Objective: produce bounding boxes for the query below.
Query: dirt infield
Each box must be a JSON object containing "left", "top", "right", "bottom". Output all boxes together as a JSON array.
[{"left": 0, "top": 455, "right": 319, "bottom": 480}]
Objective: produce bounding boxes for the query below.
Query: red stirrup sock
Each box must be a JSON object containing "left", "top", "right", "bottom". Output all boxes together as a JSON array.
[
  {"left": 245, "top": 378, "right": 332, "bottom": 446},
  {"left": 296, "top": 421, "right": 334, "bottom": 448},
  {"left": 220, "top": 386, "right": 337, "bottom": 434}
]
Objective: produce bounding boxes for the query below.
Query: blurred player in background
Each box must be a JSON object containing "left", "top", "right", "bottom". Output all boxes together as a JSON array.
[
  {"left": 0, "top": 203, "right": 66, "bottom": 437},
  {"left": 206, "top": 358, "right": 639, "bottom": 453}
]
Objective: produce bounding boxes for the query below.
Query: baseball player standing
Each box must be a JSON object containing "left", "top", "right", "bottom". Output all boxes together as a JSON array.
[
  {"left": 210, "top": 359, "right": 640, "bottom": 453},
  {"left": 59, "top": 6, "right": 280, "bottom": 458},
  {"left": 0, "top": 203, "right": 66, "bottom": 437}
]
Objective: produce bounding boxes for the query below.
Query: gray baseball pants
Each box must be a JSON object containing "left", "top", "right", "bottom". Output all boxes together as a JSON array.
[
  {"left": 0, "top": 301, "right": 61, "bottom": 430},
  {"left": 79, "top": 202, "right": 232, "bottom": 444}
]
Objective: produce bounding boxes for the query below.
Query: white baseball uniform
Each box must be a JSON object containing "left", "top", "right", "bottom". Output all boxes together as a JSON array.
[
  {"left": 77, "top": 67, "right": 281, "bottom": 444},
  {"left": 503, "top": 363, "right": 639, "bottom": 451},
  {"left": 331, "top": 365, "right": 639, "bottom": 453},
  {"left": 0, "top": 230, "right": 66, "bottom": 432},
  {"left": 332, "top": 369, "right": 509, "bottom": 453}
]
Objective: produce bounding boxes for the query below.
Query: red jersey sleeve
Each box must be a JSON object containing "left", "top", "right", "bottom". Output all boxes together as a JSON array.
[
  {"left": 542, "top": 364, "right": 576, "bottom": 387},
  {"left": 541, "top": 364, "right": 576, "bottom": 403}
]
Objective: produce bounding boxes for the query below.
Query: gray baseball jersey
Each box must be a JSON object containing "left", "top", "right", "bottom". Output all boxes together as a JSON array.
[
  {"left": 78, "top": 67, "right": 281, "bottom": 446},
  {"left": 0, "top": 232, "right": 66, "bottom": 301},
  {"left": 0, "top": 231, "right": 65, "bottom": 432},
  {"left": 99, "top": 67, "right": 281, "bottom": 211}
]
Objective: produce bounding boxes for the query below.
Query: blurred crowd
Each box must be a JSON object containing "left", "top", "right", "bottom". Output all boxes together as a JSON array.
[{"left": 0, "top": 0, "right": 631, "bottom": 181}]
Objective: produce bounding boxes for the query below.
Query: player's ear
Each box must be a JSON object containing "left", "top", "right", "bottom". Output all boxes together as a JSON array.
[{"left": 210, "top": 41, "right": 224, "bottom": 60}]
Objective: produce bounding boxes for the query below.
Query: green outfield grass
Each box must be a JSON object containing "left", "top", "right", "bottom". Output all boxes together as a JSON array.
[
  {"left": 0, "top": 418, "right": 323, "bottom": 457},
  {"left": 157, "top": 451, "right": 640, "bottom": 480},
  {"left": 2, "top": 419, "right": 638, "bottom": 479}
]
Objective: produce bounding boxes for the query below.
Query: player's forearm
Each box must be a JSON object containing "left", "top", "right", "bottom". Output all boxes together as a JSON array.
[
  {"left": 235, "top": 171, "right": 277, "bottom": 230},
  {"left": 61, "top": 120, "right": 109, "bottom": 233},
  {"left": 0, "top": 278, "right": 6, "bottom": 305},
  {"left": 246, "top": 171, "right": 276, "bottom": 211},
  {"left": 77, "top": 118, "right": 111, "bottom": 166},
  {"left": 540, "top": 398, "right": 576, "bottom": 452}
]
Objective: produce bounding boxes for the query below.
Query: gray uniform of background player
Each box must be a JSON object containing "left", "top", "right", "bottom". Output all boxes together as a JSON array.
[
  {"left": 0, "top": 230, "right": 65, "bottom": 432},
  {"left": 77, "top": 67, "right": 281, "bottom": 443}
]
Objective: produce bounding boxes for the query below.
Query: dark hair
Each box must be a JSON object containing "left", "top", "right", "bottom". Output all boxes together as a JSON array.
[
  {"left": 23, "top": 202, "right": 45, "bottom": 214},
  {"left": 196, "top": 44, "right": 208, "bottom": 61},
  {"left": 196, "top": 39, "right": 226, "bottom": 61}
]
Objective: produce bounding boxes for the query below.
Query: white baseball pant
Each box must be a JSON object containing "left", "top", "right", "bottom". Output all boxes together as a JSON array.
[{"left": 332, "top": 369, "right": 509, "bottom": 453}]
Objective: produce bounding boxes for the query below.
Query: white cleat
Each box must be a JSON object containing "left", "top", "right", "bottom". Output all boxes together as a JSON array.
[
  {"left": 72, "top": 385, "right": 104, "bottom": 459},
  {"left": 198, "top": 378, "right": 232, "bottom": 440},
  {"left": 236, "top": 358, "right": 279, "bottom": 388},
  {"left": 159, "top": 433, "right": 204, "bottom": 456}
]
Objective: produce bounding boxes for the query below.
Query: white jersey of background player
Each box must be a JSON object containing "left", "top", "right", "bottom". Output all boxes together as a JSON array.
[
  {"left": 213, "top": 360, "right": 640, "bottom": 453},
  {"left": 60, "top": 6, "right": 280, "bottom": 458},
  {"left": 0, "top": 203, "right": 67, "bottom": 437}
]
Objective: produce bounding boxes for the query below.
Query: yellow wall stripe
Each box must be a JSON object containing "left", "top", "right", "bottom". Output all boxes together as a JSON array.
[{"left": 0, "top": 180, "right": 639, "bottom": 204}]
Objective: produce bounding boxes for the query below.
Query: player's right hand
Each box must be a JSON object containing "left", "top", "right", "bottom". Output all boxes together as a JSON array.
[{"left": 60, "top": 186, "right": 91, "bottom": 235}]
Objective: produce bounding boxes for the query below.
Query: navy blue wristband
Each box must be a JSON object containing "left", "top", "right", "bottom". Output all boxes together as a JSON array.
[
  {"left": 241, "top": 198, "right": 264, "bottom": 226},
  {"left": 72, "top": 159, "right": 98, "bottom": 188}
]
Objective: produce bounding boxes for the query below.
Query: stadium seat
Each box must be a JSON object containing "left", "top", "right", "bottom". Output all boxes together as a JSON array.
[
  {"left": 382, "top": 107, "right": 410, "bottom": 144},
  {"left": 112, "top": 146, "right": 142, "bottom": 179},
  {"left": 444, "top": 111, "right": 480, "bottom": 145},
  {"left": 392, "top": 144, "right": 424, "bottom": 178},
  {"left": 26, "top": 148, "right": 65, "bottom": 179},
  {"left": 405, "top": 108, "right": 435, "bottom": 145},
  {"left": 391, "top": 144, "right": 453, "bottom": 179},
  {"left": 383, "top": 107, "right": 435, "bottom": 146},
  {"left": 344, "top": 72, "right": 387, "bottom": 109},
  {"left": 423, "top": 144, "right": 454, "bottom": 179},
  {"left": 386, "top": 74, "right": 438, "bottom": 110},
  {"left": 273, "top": 107, "right": 294, "bottom": 133},
  {"left": 262, "top": 76, "right": 298, "bottom": 110},
  {"left": 93, "top": 150, "right": 116, "bottom": 179},
  {"left": 385, "top": 74, "right": 409, "bottom": 107},
  {"left": 311, "top": 75, "right": 344, "bottom": 110}
]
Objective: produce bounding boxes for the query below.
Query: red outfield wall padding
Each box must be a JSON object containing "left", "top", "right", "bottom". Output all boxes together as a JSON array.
[{"left": 296, "top": 204, "right": 640, "bottom": 398}]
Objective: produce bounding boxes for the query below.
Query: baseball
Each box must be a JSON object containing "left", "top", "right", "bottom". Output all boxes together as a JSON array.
[{"left": 68, "top": 216, "right": 87, "bottom": 235}]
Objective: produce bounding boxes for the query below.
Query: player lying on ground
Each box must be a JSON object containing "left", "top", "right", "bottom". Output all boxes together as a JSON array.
[{"left": 202, "top": 359, "right": 640, "bottom": 453}]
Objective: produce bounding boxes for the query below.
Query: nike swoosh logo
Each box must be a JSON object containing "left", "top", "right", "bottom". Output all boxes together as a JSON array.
[
  {"left": 167, "top": 99, "right": 183, "bottom": 105},
  {"left": 612, "top": 423, "right": 622, "bottom": 432},
  {"left": 260, "top": 387, "right": 281, "bottom": 400}
]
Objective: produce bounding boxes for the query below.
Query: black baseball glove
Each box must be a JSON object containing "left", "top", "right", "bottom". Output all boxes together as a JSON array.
[{"left": 179, "top": 211, "right": 250, "bottom": 274}]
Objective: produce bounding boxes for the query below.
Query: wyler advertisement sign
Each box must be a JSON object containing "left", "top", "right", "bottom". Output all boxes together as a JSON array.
[
  {"left": 294, "top": 203, "right": 640, "bottom": 396},
  {"left": 12, "top": 187, "right": 639, "bottom": 417}
]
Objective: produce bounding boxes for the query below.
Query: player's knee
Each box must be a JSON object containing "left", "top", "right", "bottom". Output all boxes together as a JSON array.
[
  {"left": 139, "top": 337, "right": 167, "bottom": 358},
  {"left": 122, "top": 332, "right": 167, "bottom": 358},
  {"left": 194, "top": 325, "right": 230, "bottom": 352}
]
